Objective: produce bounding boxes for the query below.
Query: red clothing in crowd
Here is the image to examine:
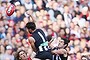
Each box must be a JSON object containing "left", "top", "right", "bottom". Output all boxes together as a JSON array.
[{"left": 28, "top": 56, "right": 32, "bottom": 60}]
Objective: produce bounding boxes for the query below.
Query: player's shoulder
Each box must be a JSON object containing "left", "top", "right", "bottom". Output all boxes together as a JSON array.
[
  {"left": 28, "top": 37, "right": 35, "bottom": 43},
  {"left": 37, "top": 29, "right": 44, "bottom": 32},
  {"left": 34, "top": 29, "right": 43, "bottom": 32},
  {"left": 36, "top": 29, "right": 42, "bottom": 31}
]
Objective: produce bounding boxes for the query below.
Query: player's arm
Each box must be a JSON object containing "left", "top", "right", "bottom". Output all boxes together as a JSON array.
[
  {"left": 57, "top": 48, "right": 68, "bottom": 57},
  {"left": 28, "top": 37, "right": 37, "bottom": 52},
  {"left": 57, "top": 49, "right": 67, "bottom": 54},
  {"left": 51, "top": 48, "right": 67, "bottom": 55},
  {"left": 48, "top": 38, "right": 56, "bottom": 49}
]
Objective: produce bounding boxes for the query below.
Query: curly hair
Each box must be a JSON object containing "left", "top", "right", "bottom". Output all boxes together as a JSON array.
[{"left": 15, "top": 50, "right": 27, "bottom": 60}]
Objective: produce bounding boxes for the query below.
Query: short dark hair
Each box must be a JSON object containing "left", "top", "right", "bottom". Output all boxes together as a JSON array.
[
  {"left": 26, "top": 22, "right": 36, "bottom": 30},
  {"left": 61, "top": 38, "right": 70, "bottom": 45},
  {"left": 61, "top": 38, "right": 70, "bottom": 48}
]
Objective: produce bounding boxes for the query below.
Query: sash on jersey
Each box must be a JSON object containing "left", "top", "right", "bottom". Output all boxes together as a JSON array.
[{"left": 40, "top": 41, "right": 48, "bottom": 46}]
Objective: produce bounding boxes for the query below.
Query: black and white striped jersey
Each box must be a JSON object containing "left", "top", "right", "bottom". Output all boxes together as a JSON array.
[{"left": 32, "top": 29, "right": 49, "bottom": 52}]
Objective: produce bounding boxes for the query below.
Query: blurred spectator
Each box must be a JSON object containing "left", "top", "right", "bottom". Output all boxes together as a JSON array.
[
  {"left": 0, "top": 45, "right": 14, "bottom": 60},
  {"left": 0, "top": 27, "right": 6, "bottom": 39},
  {"left": 72, "top": 11, "right": 86, "bottom": 28},
  {"left": 81, "top": 55, "right": 89, "bottom": 60},
  {"left": 67, "top": 49, "right": 77, "bottom": 60},
  {"left": 23, "top": 0, "right": 34, "bottom": 10},
  {"left": 13, "top": 9, "right": 24, "bottom": 23},
  {"left": 0, "top": 44, "right": 5, "bottom": 54},
  {"left": 63, "top": 4, "right": 72, "bottom": 27}
]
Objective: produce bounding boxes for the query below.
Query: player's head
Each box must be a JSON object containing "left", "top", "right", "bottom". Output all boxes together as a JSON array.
[
  {"left": 15, "top": 50, "right": 27, "bottom": 60},
  {"left": 61, "top": 38, "right": 70, "bottom": 45},
  {"left": 26, "top": 22, "right": 36, "bottom": 33},
  {"left": 58, "top": 37, "right": 70, "bottom": 48}
]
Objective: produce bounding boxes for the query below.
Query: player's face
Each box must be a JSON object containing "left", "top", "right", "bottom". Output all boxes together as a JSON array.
[
  {"left": 59, "top": 39, "right": 64, "bottom": 48},
  {"left": 19, "top": 51, "right": 27, "bottom": 60},
  {"left": 26, "top": 28, "right": 32, "bottom": 34},
  {"left": 28, "top": 29, "right": 33, "bottom": 34}
]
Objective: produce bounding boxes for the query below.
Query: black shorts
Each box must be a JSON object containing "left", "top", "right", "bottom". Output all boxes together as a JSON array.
[{"left": 35, "top": 50, "right": 53, "bottom": 60}]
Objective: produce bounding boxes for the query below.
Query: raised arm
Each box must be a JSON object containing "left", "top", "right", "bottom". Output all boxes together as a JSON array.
[{"left": 28, "top": 37, "right": 37, "bottom": 52}]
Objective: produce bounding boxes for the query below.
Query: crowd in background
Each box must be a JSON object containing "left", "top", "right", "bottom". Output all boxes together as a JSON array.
[{"left": 0, "top": 0, "right": 90, "bottom": 60}]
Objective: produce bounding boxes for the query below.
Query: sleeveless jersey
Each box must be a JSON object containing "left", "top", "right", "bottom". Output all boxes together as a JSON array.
[{"left": 32, "top": 29, "right": 49, "bottom": 52}]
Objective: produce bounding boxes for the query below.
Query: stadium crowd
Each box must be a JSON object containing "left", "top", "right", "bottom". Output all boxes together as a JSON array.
[{"left": 0, "top": 0, "right": 90, "bottom": 60}]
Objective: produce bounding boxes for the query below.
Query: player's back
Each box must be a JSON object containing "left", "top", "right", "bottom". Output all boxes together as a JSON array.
[{"left": 32, "top": 29, "right": 49, "bottom": 52}]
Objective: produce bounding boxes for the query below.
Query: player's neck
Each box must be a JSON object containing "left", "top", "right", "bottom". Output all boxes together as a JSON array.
[{"left": 32, "top": 29, "right": 36, "bottom": 33}]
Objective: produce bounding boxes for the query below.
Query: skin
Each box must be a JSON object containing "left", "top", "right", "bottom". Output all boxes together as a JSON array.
[
  {"left": 19, "top": 51, "right": 28, "bottom": 60},
  {"left": 27, "top": 28, "right": 37, "bottom": 52}
]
